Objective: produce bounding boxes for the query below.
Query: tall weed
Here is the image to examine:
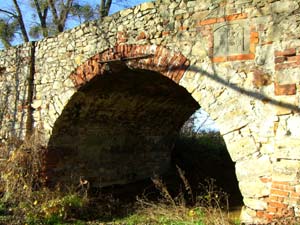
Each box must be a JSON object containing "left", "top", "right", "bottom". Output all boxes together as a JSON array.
[{"left": 133, "top": 168, "right": 234, "bottom": 225}]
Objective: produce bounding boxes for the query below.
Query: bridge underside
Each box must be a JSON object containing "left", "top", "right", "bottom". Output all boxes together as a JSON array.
[{"left": 45, "top": 63, "right": 199, "bottom": 187}]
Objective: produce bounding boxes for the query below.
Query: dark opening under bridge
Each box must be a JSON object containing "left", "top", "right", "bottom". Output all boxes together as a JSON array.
[{"left": 1, "top": 0, "right": 300, "bottom": 223}]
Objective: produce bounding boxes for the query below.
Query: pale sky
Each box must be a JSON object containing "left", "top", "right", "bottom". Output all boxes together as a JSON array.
[{"left": 0, "top": 0, "right": 151, "bottom": 14}]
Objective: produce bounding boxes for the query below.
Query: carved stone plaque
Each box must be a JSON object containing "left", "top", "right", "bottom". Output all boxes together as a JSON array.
[{"left": 213, "top": 21, "right": 250, "bottom": 56}]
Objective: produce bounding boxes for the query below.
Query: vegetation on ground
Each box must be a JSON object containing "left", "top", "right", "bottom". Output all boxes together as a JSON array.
[
  {"left": 113, "top": 174, "right": 240, "bottom": 225},
  {"left": 0, "top": 129, "right": 245, "bottom": 225}
]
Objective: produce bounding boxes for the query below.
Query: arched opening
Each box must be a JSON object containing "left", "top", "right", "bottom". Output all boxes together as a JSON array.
[
  {"left": 172, "top": 109, "right": 243, "bottom": 214},
  {"left": 42, "top": 45, "right": 243, "bottom": 222},
  {"left": 46, "top": 62, "right": 199, "bottom": 187}
]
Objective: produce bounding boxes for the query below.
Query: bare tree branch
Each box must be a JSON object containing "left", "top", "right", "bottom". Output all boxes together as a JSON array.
[
  {"left": 0, "top": 38, "right": 12, "bottom": 49},
  {"left": 33, "top": 0, "right": 49, "bottom": 37},
  {"left": 0, "top": 9, "right": 17, "bottom": 18},
  {"left": 59, "top": 0, "right": 73, "bottom": 31},
  {"left": 12, "top": 0, "right": 29, "bottom": 42},
  {"left": 48, "top": 0, "right": 60, "bottom": 31},
  {"left": 99, "top": 0, "right": 112, "bottom": 20},
  {"left": 48, "top": 0, "right": 73, "bottom": 32}
]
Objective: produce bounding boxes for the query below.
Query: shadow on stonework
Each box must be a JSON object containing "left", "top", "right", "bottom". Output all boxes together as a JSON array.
[{"left": 46, "top": 66, "right": 199, "bottom": 190}]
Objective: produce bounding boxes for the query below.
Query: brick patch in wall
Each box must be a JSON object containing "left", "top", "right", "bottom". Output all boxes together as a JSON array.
[
  {"left": 136, "top": 31, "right": 147, "bottom": 40},
  {"left": 256, "top": 180, "right": 299, "bottom": 222},
  {"left": 274, "top": 47, "right": 300, "bottom": 95},
  {"left": 274, "top": 83, "right": 296, "bottom": 96},
  {"left": 250, "top": 32, "right": 259, "bottom": 54},
  {"left": 274, "top": 48, "right": 300, "bottom": 70},
  {"left": 162, "top": 31, "right": 170, "bottom": 36},
  {"left": 197, "top": 13, "right": 248, "bottom": 26},
  {"left": 275, "top": 62, "right": 300, "bottom": 70},
  {"left": 211, "top": 53, "right": 255, "bottom": 62},
  {"left": 275, "top": 48, "right": 296, "bottom": 57},
  {"left": 267, "top": 181, "right": 297, "bottom": 217}
]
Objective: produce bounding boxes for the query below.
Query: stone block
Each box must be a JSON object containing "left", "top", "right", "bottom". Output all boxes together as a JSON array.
[
  {"left": 240, "top": 206, "right": 256, "bottom": 224},
  {"left": 274, "top": 105, "right": 293, "bottom": 116},
  {"left": 240, "top": 206, "right": 267, "bottom": 224},
  {"left": 31, "top": 100, "right": 42, "bottom": 109},
  {"left": 257, "top": 117, "right": 276, "bottom": 138},
  {"left": 244, "top": 198, "right": 268, "bottom": 210},
  {"left": 287, "top": 116, "right": 300, "bottom": 137},
  {"left": 119, "top": 8, "right": 132, "bottom": 17},
  {"left": 274, "top": 137, "right": 300, "bottom": 160},
  {"left": 260, "top": 143, "right": 275, "bottom": 155},
  {"left": 140, "top": 2, "right": 155, "bottom": 11},
  {"left": 276, "top": 68, "right": 300, "bottom": 85},
  {"left": 224, "top": 135, "right": 257, "bottom": 162},
  {"left": 236, "top": 155, "right": 272, "bottom": 182},
  {"left": 272, "top": 159, "right": 300, "bottom": 182},
  {"left": 271, "top": 0, "right": 299, "bottom": 14},
  {"left": 252, "top": 69, "right": 272, "bottom": 87},
  {"left": 239, "top": 178, "right": 271, "bottom": 198},
  {"left": 216, "top": 109, "right": 249, "bottom": 135},
  {"left": 191, "top": 41, "right": 208, "bottom": 58}
]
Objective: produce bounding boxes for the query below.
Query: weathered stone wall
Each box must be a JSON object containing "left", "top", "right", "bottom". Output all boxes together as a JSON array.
[
  {"left": 0, "top": 43, "right": 34, "bottom": 149},
  {"left": 1, "top": 0, "right": 300, "bottom": 223}
]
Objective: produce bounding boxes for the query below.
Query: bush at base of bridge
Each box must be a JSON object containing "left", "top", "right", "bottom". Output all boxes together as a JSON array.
[
  {"left": 22, "top": 190, "right": 88, "bottom": 225},
  {"left": 0, "top": 133, "right": 89, "bottom": 224},
  {"left": 1, "top": 132, "right": 46, "bottom": 204}
]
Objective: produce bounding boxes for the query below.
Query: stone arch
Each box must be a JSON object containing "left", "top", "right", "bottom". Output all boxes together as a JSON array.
[
  {"left": 69, "top": 44, "right": 190, "bottom": 88},
  {"left": 42, "top": 44, "right": 267, "bottom": 223},
  {"left": 44, "top": 44, "right": 201, "bottom": 187}
]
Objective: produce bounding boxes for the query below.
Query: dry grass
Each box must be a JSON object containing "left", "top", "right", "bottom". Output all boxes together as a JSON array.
[
  {"left": 0, "top": 131, "right": 240, "bottom": 224},
  {"left": 124, "top": 167, "right": 237, "bottom": 225},
  {"left": 1, "top": 133, "right": 46, "bottom": 203},
  {"left": 0, "top": 133, "right": 91, "bottom": 224}
]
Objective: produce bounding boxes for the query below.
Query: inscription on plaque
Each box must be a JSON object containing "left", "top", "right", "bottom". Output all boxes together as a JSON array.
[{"left": 213, "top": 21, "right": 250, "bottom": 56}]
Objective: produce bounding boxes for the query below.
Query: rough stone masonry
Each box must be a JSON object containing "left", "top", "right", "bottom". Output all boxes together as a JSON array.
[{"left": 1, "top": 0, "right": 300, "bottom": 223}]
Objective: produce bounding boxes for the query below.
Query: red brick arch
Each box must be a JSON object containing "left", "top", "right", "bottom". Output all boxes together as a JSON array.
[{"left": 70, "top": 44, "right": 190, "bottom": 88}]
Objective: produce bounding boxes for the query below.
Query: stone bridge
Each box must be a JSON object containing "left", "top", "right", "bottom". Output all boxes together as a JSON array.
[{"left": 1, "top": 0, "right": 300, "bottom": 223}]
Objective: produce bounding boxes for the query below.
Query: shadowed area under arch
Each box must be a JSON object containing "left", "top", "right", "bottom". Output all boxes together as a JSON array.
[{"left": 45, "top": 62, "right": 199, "bottom": 187}]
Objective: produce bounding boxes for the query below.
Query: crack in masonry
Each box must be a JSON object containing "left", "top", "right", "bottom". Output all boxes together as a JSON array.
[{"left": 25, "top": 41, "right": 36, "bottom": 138}]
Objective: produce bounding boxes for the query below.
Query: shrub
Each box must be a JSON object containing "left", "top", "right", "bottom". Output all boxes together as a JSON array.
[
  {"left": 1, "top": 133, "right": 45, "bottom": 204},
  {"left": 22, "top": 190, "right": 88, "bottom": 225},
  {"left": 0, "top": 132, "right": 89, "bottom": 224}
]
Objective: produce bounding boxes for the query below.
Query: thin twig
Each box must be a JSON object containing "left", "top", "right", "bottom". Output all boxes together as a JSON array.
[{"left": 99, "top": 54, "right": 154, "bottom": 63}]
